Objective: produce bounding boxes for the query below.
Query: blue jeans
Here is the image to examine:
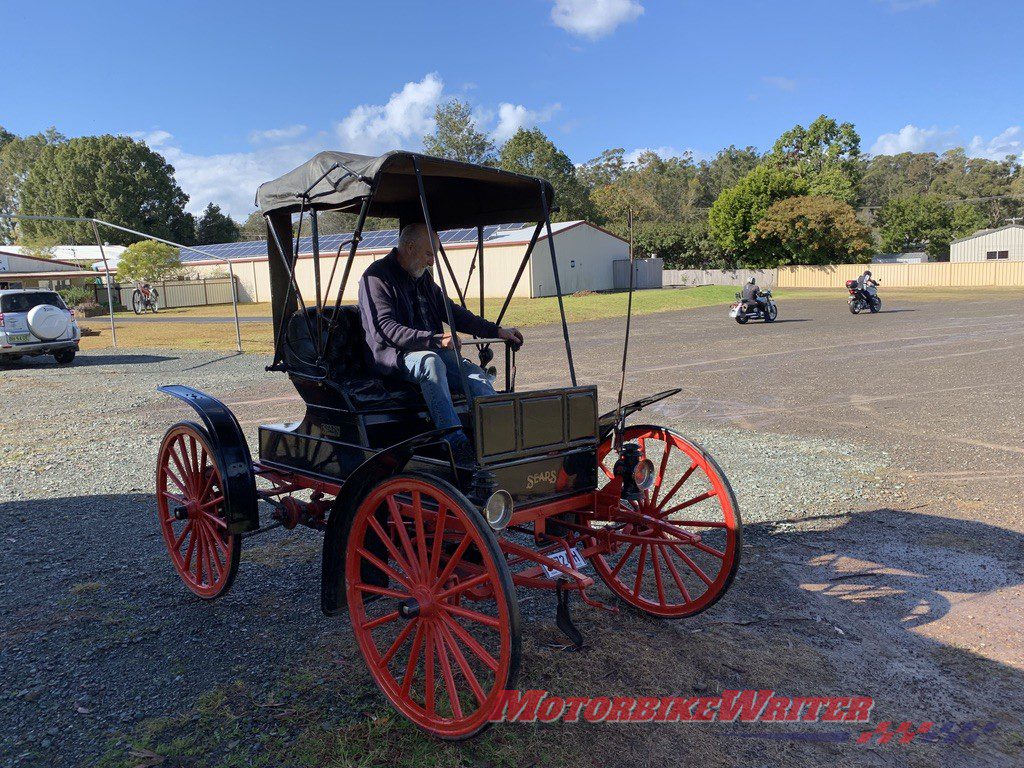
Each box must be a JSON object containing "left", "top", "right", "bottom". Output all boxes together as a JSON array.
[{"left": 400, "top": 349, "right": 495, "bottom": 432}]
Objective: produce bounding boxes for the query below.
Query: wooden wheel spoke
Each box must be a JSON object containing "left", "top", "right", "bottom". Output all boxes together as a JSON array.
[
  {"left": 433, "top": 624, "right": 463, "bottom": 720},
  {"left": 437, "top": 620, "right": 486, "bottom": 706},
  {"left": 367, "top": 515, "right": 418, "bottom": 584},
  {"left": 357, "top": 547, "right": 414, "bottom": 592},
  {"left": 650, "top": 543, "right": 667, "bottom": 606},
  {"left": 656, "top": 462, "right": 698, "bottom": 512},
  {"left": 660, "top": 489, "right": 717, "bottom": 518},
  {"left": 183, "top": 524, "right": 198, "bottom": 569},
  {"left": 164, "top": 465, "right": 190, "bottom": 497},
  {"left": 660, "top": 543, "right": 692, "bottom": 603},
  {"left": 400, "top": 623, "right": 426, "bottom": 697},
  {"left": 438, "top": 571, "right": 490, "bottom": 601},
  {"left": 428, "top": 505, "right": 448, "bottom": 582},
  {"left": 355, "top": 582, "right": 411, "bottom": 600},
  {"left": 667, "top": 543, "right": 714, "bottom": 587},
  {"left": 443, "top": 603, "right": 500, "bottom": 629},
  {"left": 199, "top": 495, "right": 225, "bottom": 511},
  {"left": 172, "top": 521, "right": 193, "bottom": 551},
  {"left": 387, "top": 497, "right": 421, "bottom": 579},
  {"left": 161, "top": 490, "right": 188, "bottom": 507},
  {"left": 433, "top": 533, "right": 473, "bottom": 590},
  {"left": 413, "top": 492, "right": 429, "bottom": 576},
  {"left": 632, "top": 543, "right": 648, "bottom": 597},
  {"left": 380, "top": 620, "right": 416, "bottom": 667},
  {"left": 649, "top": 440, "right": 673, "bottom": 505},
  {"left": 608, "top": 542, "right": 638, "bottom": 579},
  {"left": 438, "top": 611, "right": 499, "bottom": 672},
  {"left": 691, "top": 540, "right": 726, "bottom": 559},
  {"left": 362, "top": 611, "right": 401, "bottom": 631},
  {"left": 170, "top": 438, "right": 193, "bottom": 493},
  {"left": 205, "top": 513, "right": 228, "bottom": 530},
  {"left": 424, "top": 624, "right": 437, "bottom": 716}
]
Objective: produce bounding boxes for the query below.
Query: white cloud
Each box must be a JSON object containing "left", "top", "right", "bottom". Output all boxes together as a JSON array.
[
  {"left": 491, "top": 102, "right": 561, "bottom": 143},
  {"left": 335, "top": 73, "right": 444, "bottom": 155},
  {"left": 870, "top": 124, "right": 1023, "bottom": 160},
  {"left": 968, "top": 126, "right": 1023, "bottom": 160},
  {"left": 128, "top": 73, "right": 559, "bottom": 221},
  {"left": 550, "top": 0, "right": 643, "bottom": 40},
  {"left": 249, "top": 124, "right": 306, "bottom": 144},
  {"left": 761, "top": 75, "right": 797, "bottom": 92}
]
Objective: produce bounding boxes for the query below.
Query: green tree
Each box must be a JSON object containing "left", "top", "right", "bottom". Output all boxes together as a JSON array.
[
  {"left": 195, "top": 202, "right": 240, "bottom": 244},
  {"left": 116, "top": 240, "right": 182, "bottom": 282},
  {"left": 498, "top": 128, "right": 593, "bottom": 221},
  {"left": 18, "top": 135, "right": 194, "bottom": 246},
  {"left": 423, "top": 99, "right": 496, "bottom": 165},
  {"left": 0, "top": 127, "right": 65, "bottom": 242},
  {"left": 577, "top": 148, "right": 628, "bottom": 190},
  {"left": 877, "top": 194, "right": 985, "bottom": 259},
  {"left": 692, "top": 146, "right": 761, "bottom": 207},
  {"left": 860, "top": 152, "right": 939, "bottom": 208},
  {"left": 633, "top": 217, "right": 729, "bottom": 269},
  {"left": 0, "top": 126, "right": 14, "bottom": 151},
  {"left": 748, "top": 196, "right": 872, "bottom": 267},
  {"left": 589, "top": 150, "right": 699, "bottom": 228},
  {"left": 708, "top": 164, "right": 807, "bottom": 258},
  {"left": 768, "top": 115, "right": 861, "bottom": 204}
]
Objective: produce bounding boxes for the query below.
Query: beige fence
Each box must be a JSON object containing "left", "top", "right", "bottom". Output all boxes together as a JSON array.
[
  {"left": 777, "top": 261, "right": 1024, "bottom": 288},
  {"left": 664, "top": 268, "right": 777, "bottom": 288},
  {"left": 117, "top": 277, "right": 239, "bottom": 309}
]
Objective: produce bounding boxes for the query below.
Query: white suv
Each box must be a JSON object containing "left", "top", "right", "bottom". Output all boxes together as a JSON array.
[{"left": 0, "top": 289, "right": 81, "bottom": 365}]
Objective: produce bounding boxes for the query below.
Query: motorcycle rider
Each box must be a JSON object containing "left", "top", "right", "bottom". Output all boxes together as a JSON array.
[
  {"left": 740, "top": 276, "right": 768, "bottom": 316},
  {"left": 856, "top": 270, "right": 879, "bottom": 306}
]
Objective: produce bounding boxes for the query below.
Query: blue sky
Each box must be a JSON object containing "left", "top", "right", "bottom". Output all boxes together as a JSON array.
[{"left": 3, "top": 0, "right": 1022, "bottom": 219}]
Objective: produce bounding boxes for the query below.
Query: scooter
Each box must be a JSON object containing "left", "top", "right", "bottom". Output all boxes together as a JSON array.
[
  {"left": 730, "top": 290, "right": 777, "bottom": 324},
  {"left": 845, "top": 280, "right": 881, "bottom": 314}
]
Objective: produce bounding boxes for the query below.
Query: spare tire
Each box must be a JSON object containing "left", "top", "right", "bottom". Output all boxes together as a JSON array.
[{"left": 27, "top": 304, "right": 70, "bottom": 341}]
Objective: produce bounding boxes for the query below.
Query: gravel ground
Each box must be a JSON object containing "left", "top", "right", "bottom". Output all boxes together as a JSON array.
[{"left": 2, "top": 291, "right": 1022, "bottom": 767}]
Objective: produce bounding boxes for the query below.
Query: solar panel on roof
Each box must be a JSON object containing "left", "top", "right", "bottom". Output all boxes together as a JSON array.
[{"left": 180, "top": 223, "right": 528, "bottom": 262}]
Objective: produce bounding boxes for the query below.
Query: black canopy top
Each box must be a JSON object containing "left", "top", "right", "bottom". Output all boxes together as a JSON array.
[{"left": 256, "top": 150, "right": 555, "bottom": 230}]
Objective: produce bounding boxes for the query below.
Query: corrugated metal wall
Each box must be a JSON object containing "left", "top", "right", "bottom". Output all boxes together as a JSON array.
[
  {"left": 118, "top": 277, "right": 239, "bottom": 308},
  {"left": 777, "top": 261, "right": 1024, "bottom": 288},
  {"left": 613, "top": 258, "right": 663, "bottom": 290}
]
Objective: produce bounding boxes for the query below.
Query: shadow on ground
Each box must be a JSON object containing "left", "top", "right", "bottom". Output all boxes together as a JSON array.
[{"left": 2, "top": 493, "right": 1022, "bottom": 767}]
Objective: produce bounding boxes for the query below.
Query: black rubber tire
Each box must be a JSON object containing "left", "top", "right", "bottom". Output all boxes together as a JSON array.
[
  {"left": 765, "top": 304, "right": 778, "bottom": 323},
  {"left": 53, "top": 349, "right": 76, "bottom": 365},
  {"left": 132, "top": 291, "right": 143, "bottom": 315},
  {"left": 735, "top": 313, "right": 748, "bottom": 324},
  {"left": 870, "top": 297, "right": 882, "bottom": 313}
]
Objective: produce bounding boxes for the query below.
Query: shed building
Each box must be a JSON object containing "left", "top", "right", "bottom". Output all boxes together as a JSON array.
[{"left": 949, "top": 224, "right": 1024, "bottom": 262}]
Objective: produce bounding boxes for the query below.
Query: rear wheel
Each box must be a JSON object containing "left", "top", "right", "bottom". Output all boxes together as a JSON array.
[
  {"left": 735, "top": 312, "right": 748, "bottom": 324},
  {"left": 53, "top": 349, "right": 76, "bottom": 365},
  {"left": 156, "top": 421, "right": 240, "bottom": 599},
  {"left": 582, "top": 426, "right": 741, "bottom": 618},
  {"left": 849, "top": 300, "right": 861, "bottom": 315},
  {"left": 345, "top": 474, "right": 520, "bottom": 739}
]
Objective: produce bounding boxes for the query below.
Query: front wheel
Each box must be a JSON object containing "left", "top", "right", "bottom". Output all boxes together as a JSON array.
[
  {"left": 156, "top": 421, "right": 240, "bottom": 599},
  {"left": 132, "top": 290, "right": 143, "bottom": 315},
  {"left": 345, "top": 473, "right": 521, "bottom": 740},
  {"left": 765, "top": 303, "right": 778, "bottom": 322},
  {"left": 869, "top": 297, "right": 881, "bottom": 313},
  {"left": 582, "top": 426, "right": 741, "bottom": 618}
]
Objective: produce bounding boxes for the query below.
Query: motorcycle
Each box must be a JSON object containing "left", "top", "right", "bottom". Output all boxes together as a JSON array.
[
  {"left": 845, "top": 279, "right": 881, "bottom": 314},
  {"left": 131, "top": 283, "right": 160, "bottom": 314},
  {"left": 730, "top": 289, "right": 777, "bottom": 324}
]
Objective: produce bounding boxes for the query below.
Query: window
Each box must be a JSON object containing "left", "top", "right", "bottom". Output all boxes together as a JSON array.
[
  {"left": 0, "top": 291, "right": 67, "bottom": 313},
  {"left": 986, "top": 250, "right": 1010, "bottom": 260}
]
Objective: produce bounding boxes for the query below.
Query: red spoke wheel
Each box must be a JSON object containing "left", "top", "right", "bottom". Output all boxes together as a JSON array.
[
  {"left": 156, "top": 422, "right": 240, "bottom": 599},
  {"left": 345, "top": 474, "right": 520, "bottom": 740},
  {"left": 583, "top": 425, "right": 741, "bottom": 618}
]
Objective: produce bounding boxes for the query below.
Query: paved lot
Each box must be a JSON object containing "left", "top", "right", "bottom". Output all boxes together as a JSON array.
[{"left": 2, "top": 288, "right": 1022, "bottom": 766}]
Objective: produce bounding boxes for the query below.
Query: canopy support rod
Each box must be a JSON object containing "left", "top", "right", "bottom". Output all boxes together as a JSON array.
[
  {"left": 310, "top": 209, "right": 323, "bottom": 347},
  {"left": 411, "top": 156, "right": 475, "bottom": 417},
  {"left": 435, "top": 240, "right": 466, "bottom": 307},
  {"left": 266, "top": 215, "right": 317, "bottom": 368},
  {"left": 477, "top": 225, "right": 485, "bottom": 318},
  {"left": 494, "top": 222, "right": 543, "bottom": 326},
  {"left": 323, "top": 194, "right": 373, "bottom": 353},
  {"left": 614, "top": 207, "right": 637, "bottom": 453},
  {"left": 539, "top": 185, "right": 577, "bottom": 386},
  {"left": 89, "top": 220, "right": 118, "bottom": 348}
]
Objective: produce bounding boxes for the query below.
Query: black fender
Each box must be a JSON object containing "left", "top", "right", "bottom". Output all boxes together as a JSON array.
[
  {"left": 598, "top": 388, "right": 682, "bottom": 441},
  {"left": 158, "top": 385, "right": 259, "bottom": 534},
  {"left": 320, "top": 427, "right": 460, "bottom": 616}
]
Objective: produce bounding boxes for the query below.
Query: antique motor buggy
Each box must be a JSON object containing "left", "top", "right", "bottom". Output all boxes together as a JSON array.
[{"left": 155, "top": 151, "right": 741, "bottom": 739}]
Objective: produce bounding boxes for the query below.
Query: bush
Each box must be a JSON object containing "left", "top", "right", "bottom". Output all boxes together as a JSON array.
[
  {"left": 58, "top": 285, "right": 92, "bottom": 307},
  {"left": 73, "top": 301, "right": 104, "bottom": 317}
]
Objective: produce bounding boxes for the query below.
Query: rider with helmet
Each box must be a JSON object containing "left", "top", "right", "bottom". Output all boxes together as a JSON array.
[
  {"left": 740, "top": 276, "right": 768, "bottom": 316},
  {"left": 856, "top": 270, "right": 879, "bottom": 306}
]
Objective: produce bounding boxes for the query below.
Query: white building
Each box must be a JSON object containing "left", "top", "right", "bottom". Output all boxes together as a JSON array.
[{"left": 949, "top": 224, "right": 1024, "bottom": 262}]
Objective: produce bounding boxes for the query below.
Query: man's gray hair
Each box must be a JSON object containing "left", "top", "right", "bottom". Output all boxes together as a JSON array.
[{"left": 398, "top": 223, "right": 430, "bottom": 251}]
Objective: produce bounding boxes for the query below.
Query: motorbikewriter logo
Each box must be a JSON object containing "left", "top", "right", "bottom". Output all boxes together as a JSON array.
[{"left": 488, "top": 689, "right": 874, "bottom": 724}]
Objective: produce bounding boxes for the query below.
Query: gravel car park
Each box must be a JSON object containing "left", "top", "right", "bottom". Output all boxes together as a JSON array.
[
  {"left": 1, "top": 290, "right": 1022, "bottom": 768},
  {"left": 0, "top": 289, "right": 80, "bottom": 365}
]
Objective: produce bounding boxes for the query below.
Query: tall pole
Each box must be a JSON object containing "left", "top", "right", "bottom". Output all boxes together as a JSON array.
[
  {"left": 90, "top": 220, "right": 118, "bottom": 348},
  {"left": 539, "top": 183, "right": 576, "bottom": 387},
  {"left": 614, "top": 207, "right": 637, "bottom": 452}
]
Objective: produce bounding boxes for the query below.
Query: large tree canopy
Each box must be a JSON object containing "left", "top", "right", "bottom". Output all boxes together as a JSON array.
[
  {"left": 195, "top": 202, "right": 240, "bottom": 245},
  {"left": 0, "top": 127, "right": 65, "bottom": 243},
  {"left": 768, "top": 115, "right": 862, "bottom": 204},
  {"left": 422, "top": 99, "right": 496, "bottom": 165},
  {"left": 116, "top": 239, "right": 182, "bottom": 282},
  {"left": 498, "top": 128, "right": 592, "bottom": 221},
  {"left": 708, "top": 164, "right": 807, "bottom": 258},
  {"left": 18, "top": 135, "right": 194, "bottom": 246},
  {"left": 749, "top": 195, "right": 872, "bottom": 267},
  {"left": 876, "top": 194, "right": 986, "bottom": 259}
]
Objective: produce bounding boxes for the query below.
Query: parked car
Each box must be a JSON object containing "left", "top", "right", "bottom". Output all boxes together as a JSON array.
[{"left": 0, "top": 289, "right": 81, "bottom": 365}]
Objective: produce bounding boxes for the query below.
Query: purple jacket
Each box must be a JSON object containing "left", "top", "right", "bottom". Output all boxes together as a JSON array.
[{"left": 358, "top": 249, "right": 501, "bottom": 375}]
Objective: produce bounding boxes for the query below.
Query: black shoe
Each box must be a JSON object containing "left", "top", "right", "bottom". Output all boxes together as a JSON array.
[{"left": 444, "top": 433, "right": 476, "bottom": 465}]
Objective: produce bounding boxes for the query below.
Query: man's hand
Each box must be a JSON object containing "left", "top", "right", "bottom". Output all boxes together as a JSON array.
[
  {"left": 438, "top": 332, "right": 457, "bottom": 349},
  {"left": 498, "top": 326, "right": 524, "bottom": 351}
]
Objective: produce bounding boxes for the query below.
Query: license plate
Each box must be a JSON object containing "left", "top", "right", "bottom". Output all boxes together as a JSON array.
[
  {"left": 7, "top": 333, "right": 31, "bottom": 343},
  {"left": 542, "top": 546, "right": 588, "bottom": 578}
]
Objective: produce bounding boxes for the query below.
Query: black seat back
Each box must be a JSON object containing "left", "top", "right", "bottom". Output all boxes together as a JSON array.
[{"left": 283, "top": 306, "right": 372, "bottom": 379}]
